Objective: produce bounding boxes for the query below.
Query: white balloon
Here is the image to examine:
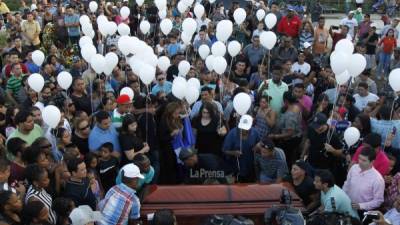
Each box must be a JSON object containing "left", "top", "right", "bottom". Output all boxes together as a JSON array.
[
  {"left": 81, "top": 44, "right": 97, "bottom": 63},
  {"left": 81, "top": 23, "right": 93, "bottom": 36},
  {"left": 118, "top": 36, "right": 132, "bottom": 55},
  {"left": 96, "top": 15, "right": 108, "bottom": 26},
  {"left": 335, "top": 39, "right": 354, "bottom": 55},
  {"left": 120, "top": 87, "right": 134, "bottom": 100},
  {"left": 88, "top": 30, "right": 95, "bottom": 39},
  {"left": 90, "top": 54, "right": 106, "bottom": 74},
  {"left": 233, "top": 8, "right": 246, "bottom": 25},
  {"left": 173, "top": 76, "right": 187, "bottom": 86},
  {"left": 158, "top": 9, "right": 167, "bottom": 19},
  {"left": 256, "top": 9, "right": 266, "bottom": 21},
  {"left": 182, "top": 0, "right": 194, "bottom": 7},
  {"left": 233, "top": 93, "right": 251, "bottom": 115},
  {"left": 32, "top": 50, "right": 45, "bottom": 66},
  {"left": 260, "top": 31, "right": 277, "bottom": 50},
  {"left": 389, "top": 68, "right": 400, "bottom": 92},
  {"left": 335, "top": 70, "right": 351, "bottom": 85},
  {"left": 198, "top": 45, "right": 210, "bottom": 60},
  {"left": 182, "top": 18, "right": 197, "bottom": 35},
  {"left": 211, "top": 41, "right": 226, "bottom": 57},
  {"left": 120, "top": 6, "right": 130, "bottom": 19},
  {"left": 129, "top": 56, "right": 144, "bottom": 75},
  {"left": 344, "top": 127, "right": 360, "bottom": 147},
  {"left": 139, "top": 64, "right": 156, "bottom": 85},
  {"left": 330, "top": 51, "right": 350, "bottom": 75},
  {"left": 142, "top": 53, "right": 158, "bottom": 68},
  {"left": 136, "top": 0, "right": 144, "bottom": 7},
  {"left": 104, "top": 52, "right": 119, "bottom": 76},
  {"left": 28, "top": 73, "right": 45, "bottom": 93},
  {"left": 185, "top": 87, "right": 200, "bottom": 104},
  {"left": 187, "top": 78, "right": 201, "bottom": 90},
  {"left": 89, "top": 1, "right": 98, "bottom": 13},
  {"left": 177, "top": 1, "right": 188, "bottom": 14},
  {"left": 157, "top": 56, "right": 171, "bottom": 72},
  {"left": 205, "top": 55, "right": 215, "bottom": 71},
  {"left": 264, "top": 13, "right": 277, "bottom": 29},
  {"left": 155, "top": 0, "right": 167, "bottom": 10},
  {"left": 216, "top": 20, "right": 233, "bottom": 42},
  {"left": 42, "top": 105, "right": 61, "bottom": 129},
  {"left": 194, "top": 4, "right": 205, "bottom": 18},
  {"left": 213, "top": 56, "right": 227, "bottom": 75},
  {"left": 228, "top": 41, "right": 241, "bottom": 57},
  {"left": 117, "top": 23, "right": 130, "bottom": 36},
  {"left": 79, "top": 36, "right": 92, "bottom": 48},
  {"left": 140, "top": 20, "right": 151, "bottom": 34},
  {"left": 348, "top": 54, "right": 366, "bottom": 77},
  {"left": 172, "top": 80, "right": 187, "bottom": 100},
  {"left": 79, "top": 15, "right": 90, "bottom": 26},
  {"left": 160, "top": 19, "right": 173, "bottom": 35},
  {"left": 178, "top": 60, "right": 191, "bottom": 77},
  {"left": 181, "top": 32, "right": 192, "bottom": 44},
  {"left": 57, "top": 71, "right": 72, "bottom": 90},
  {"left": 107, "top": 21, "right": 118, "bottom": 35}
]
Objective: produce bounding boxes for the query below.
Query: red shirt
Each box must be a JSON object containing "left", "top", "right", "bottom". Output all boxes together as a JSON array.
[
  {"left": 5, "top": 63, "right": 29, "bottom": 79},
  {"left": 331, "top": 32, "right": 346, "bottom": 51},
  {"left": 380, "top": 36, "right": 397, "bottom": 54},
  {"left": 277, "top": 15, "right": 302, "bottom": 38},
  {"left": 352, "top": 145, "right": 390, "bottom": 176}
]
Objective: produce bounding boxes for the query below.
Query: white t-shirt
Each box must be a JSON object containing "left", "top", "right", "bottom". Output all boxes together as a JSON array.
[
  {"left": 353, "top": 93, "right": 379, "bottom": 111},
  {"left": 340, "top": 17, "right": 358, "bottom": 38}
]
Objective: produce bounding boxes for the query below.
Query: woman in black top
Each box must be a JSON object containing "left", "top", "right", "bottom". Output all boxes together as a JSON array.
[
  {"left": 118, "top": 114, "right": 150, "bottom": 166},
  {"left": 192, "top": 101, "right": 226, "bottom": 156},
  {"left": 71, "top": 117, "right": 91, "bottom": 155}
]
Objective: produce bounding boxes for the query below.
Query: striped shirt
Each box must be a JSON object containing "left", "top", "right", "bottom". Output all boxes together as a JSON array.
[
  {"left": 6, "top": 74, "right": 25, "bottom": 96},
  {"left": 25, "top": 185, "right": 57, "bottom": 224},
  {"left": 99, "top": 183, "right": 140, "bottom": 225}
]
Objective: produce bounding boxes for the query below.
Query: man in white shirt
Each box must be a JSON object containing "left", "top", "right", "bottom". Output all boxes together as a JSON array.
[
  {"left": 353, "top": 82, "right": 379, "bottom": 111},
  {"left": 291, "top": 52, "right": 311, "bottom": 84},
  {"left": 341, "top": 11, "right": 358, "bottom": 40}
]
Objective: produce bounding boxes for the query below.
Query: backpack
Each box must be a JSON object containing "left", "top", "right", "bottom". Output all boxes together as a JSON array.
[{"left": 265, "top": 206, "right": 305, "bottom": 225}]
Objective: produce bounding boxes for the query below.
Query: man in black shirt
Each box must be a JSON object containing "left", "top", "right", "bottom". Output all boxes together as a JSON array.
[
  {"left": 179, "top": 147, "right": 233, "bottom": 184},
  {"left": 302, "top": 113, "right": 347, "bottom": 186},
  {"left": 64, "top": 158, "right": 97, "bottom": 210}
]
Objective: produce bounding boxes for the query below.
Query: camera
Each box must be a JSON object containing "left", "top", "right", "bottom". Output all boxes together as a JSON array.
[
  {"left": 362, "top": 211, "right": 379, "bottom": 225},
  {"left": 331, "top": 25, "right": 339, "bottom": 30},
  {"left": 280, "top": 189, "right": 292, "bottom": 205}
]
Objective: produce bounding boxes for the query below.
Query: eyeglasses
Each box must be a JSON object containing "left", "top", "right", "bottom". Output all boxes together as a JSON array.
[
  {"left": 110, "top": 49, "right": 117, "bottom": 52},
  {"left": 79, "top": 125, "right": 90, "bottom": 131}
]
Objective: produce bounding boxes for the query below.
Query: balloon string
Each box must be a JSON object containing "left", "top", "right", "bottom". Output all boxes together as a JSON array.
[
  {"left": 228, "top": 56, "right": 235, "bottom": 81},
  {"left": 145, "top": 85, "right": 149, "bottom": 143},
  {"left": 237, "top": 128, "right": 242, "bottom": 182},
  {"left": 383, "top": 99, "right": 396, "bottom": 150}
]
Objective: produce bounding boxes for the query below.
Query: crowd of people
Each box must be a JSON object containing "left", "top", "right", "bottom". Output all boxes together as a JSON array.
[{"left": 0, "top": 0, "right": 399, "bottom": 224}]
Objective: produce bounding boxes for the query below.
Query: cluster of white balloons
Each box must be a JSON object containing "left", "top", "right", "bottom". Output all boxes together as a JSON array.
[
  {"left": 330, "top": 39, "right": 367, "bottom": 85},
  {"left": 172, "top": 77, "right": 200, "bottom": 104}
]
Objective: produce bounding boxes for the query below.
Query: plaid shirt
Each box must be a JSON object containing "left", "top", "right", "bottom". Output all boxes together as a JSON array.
[{"left": 99, "top": 183, "right": 140, "bottom": 225}]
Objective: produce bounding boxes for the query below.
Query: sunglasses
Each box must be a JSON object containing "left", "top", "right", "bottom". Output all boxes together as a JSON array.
[
  {"left": 79, "top": 125, "right": 90, "bottom": 131},
  {"left": 157, "top": 77, "right": 165, "bottom": 81}
]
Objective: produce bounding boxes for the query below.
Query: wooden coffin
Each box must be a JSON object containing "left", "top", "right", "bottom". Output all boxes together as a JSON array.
[{"left": 141, "top": 183, "right": 304, "bottom": 224}]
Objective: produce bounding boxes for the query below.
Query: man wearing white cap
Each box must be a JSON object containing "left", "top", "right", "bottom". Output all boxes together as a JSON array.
[
  {"left": 222, "top": 114, "right": 260, "bottom": 182},
  {"left": 340, "top": 11, "right": 358, "bottom": 41},
  {"left": 69, "top": 205, "right": 103, "bottom": 225},
  {"left": 98, "top": 164, "right": 144, "bottom": 225}
]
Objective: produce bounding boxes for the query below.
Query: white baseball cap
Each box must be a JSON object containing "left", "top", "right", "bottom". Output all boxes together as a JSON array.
[
  {"left": 69, "top": 205, "right": 103, "bottom": 225},
  {"left": 121, "top": 164, "right": 144, "bottom": 179},
  {"left": 238, "top": 114, "right": 253, "bottom": 131}
]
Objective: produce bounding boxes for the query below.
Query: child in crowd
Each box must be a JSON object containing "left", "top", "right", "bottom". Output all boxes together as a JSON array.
[{"left": 97, "top": 142, "right": 119, "bottom": 192}]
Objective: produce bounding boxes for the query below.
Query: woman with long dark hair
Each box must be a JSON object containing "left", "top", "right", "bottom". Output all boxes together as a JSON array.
[
  {"left": 192, "top": 101, "right": 226, "bottom": 156},
  {"left": 118, "top": 114, "right": 150, "bottom": 166},
  {"left": 158, "top": 102, "right": 183, "bottom": 184}
]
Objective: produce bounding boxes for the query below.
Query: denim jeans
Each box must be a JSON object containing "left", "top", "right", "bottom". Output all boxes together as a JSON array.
[{"left": 376, "top": 52, "right": 392, "bottom": 78}]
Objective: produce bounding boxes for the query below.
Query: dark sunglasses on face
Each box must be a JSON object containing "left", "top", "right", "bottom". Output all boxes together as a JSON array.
[{"left": 80, "top": 125, "right": 90, "bottom": 131}]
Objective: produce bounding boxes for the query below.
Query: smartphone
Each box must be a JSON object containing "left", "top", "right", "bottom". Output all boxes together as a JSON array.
[
  {"left": 331, "top": 25, "right": 339, "bottom": 30},
  {"left": 392, "top": 127, "right": 397, "bottom": 135},
  {"left": 363, "top": 212, "right": 379, "bottom": 220}
]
